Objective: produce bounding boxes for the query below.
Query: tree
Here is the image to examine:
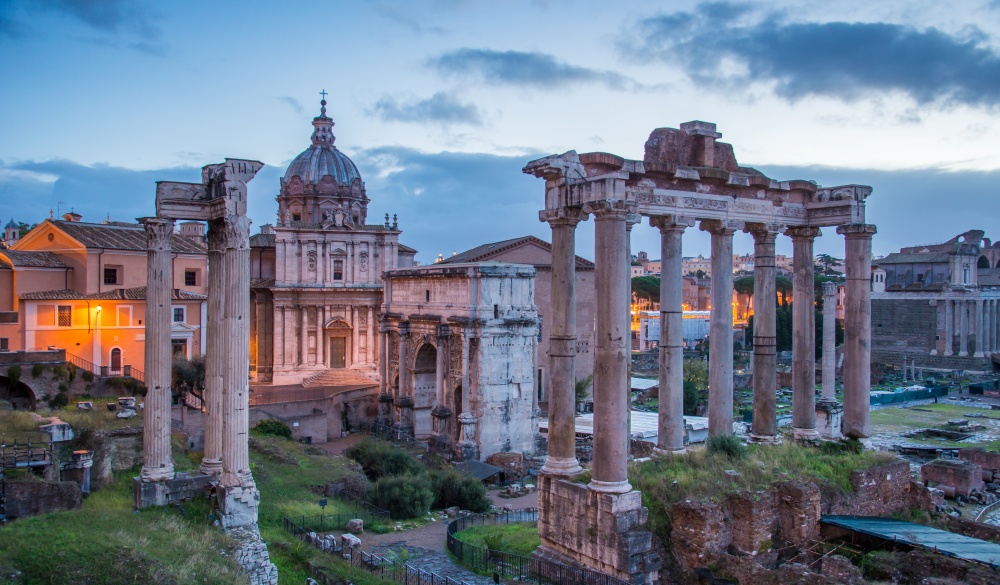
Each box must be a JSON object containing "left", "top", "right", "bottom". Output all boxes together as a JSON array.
[
  {"left": 631, "top": 276, "right": 660, "bottom": 302},
  {"left": 816, "top": 254, "right": 843, "bottom": 276},
  {"left": 775, "top": 276, "right": 793, "bottom": 308},
  {"left": 172, "top": 355, "right": 205, "bottom": 402},
  {"left": 733, "top": 276, "right": 754, "bottom": 320},
  {"left": 17, "top": 222, "right": 35, "bottom": 238},
  {"left": 575, "top": 375, "right": 594, "bottom": 405}
]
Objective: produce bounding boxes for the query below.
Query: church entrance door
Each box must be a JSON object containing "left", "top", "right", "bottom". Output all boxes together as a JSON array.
[{"left": 330, "top": 337, "right": 346, "bottom": 368}]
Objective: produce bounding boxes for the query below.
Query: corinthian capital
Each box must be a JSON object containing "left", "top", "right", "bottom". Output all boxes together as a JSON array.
[
  {"left": 649, "top": 214, "right": 696, "bottom": 233},
  {"left": 539, "top": 207, "right": 588, "bottom": 227},
  {"left": 784, "top": 226, "right": 822, "bottom": 240},
  {"left": 836, "top": 223, "right": 877, "bottom": 239},
  {"left": 582, "top": 199, "right": 638, "bottom": 220},
  {"left": 139, "top": 217, "right": 174, "bottom": 252},
  {"left": 699, "top": 219, "right": 743, "bottom": 235}
]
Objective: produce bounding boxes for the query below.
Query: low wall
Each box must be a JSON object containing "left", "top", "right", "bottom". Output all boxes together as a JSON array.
[
  {"left": 4, "top": 479, "right": 81, "bottom": 520},
  {"left": 80, "top": 427, "right": 144, "bottom": 488}
]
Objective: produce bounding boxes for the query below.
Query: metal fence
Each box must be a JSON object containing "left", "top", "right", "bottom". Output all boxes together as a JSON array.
[
  {"left": 285, "top": 507, "right": 391, "bottom": 535},
  {"left": 447, "top": 509, "right": 631, "bottom": 585},
  {"left": 284, "top": 515, "right": 474, "bottom": 585}
]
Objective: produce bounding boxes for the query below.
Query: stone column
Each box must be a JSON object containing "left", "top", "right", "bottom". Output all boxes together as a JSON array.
[
  {"left": 930, "top": 301, "right": 940, "bottom": 356},
  {"left": 457, "top": 330, "right": 477, "bottom": 460},
  {"left": 275, "top": 306, "right": 285, "bottom": 367},
  {"left": 431, "top": 324, "right": 452, "bottom": 447},
  {"left": 786, "top": 226, "right": 821, "bottom": 441},
  {"left": 701, "top": 220, "right": 740, "bottom": 437},
  {"left": 960, "top": 301, "right": 969, "bottom": 357},
  {"left": 943, "top": 299, "right": 953, "bottom": 356},
  {"left": 651, "top": 216, "right": 692, "bottom": 453},
  {"left": 975, "top": 299, "right": 985, "bottom": 357},
  {"left": 220, "top": 214, "right": 254, "bottom": 491},
  {"left": 377, "top": 322, "right": 393, "bottom": 427},
  {"left": 838, "top": 224, "right": 876, "bottom": 439},
  {"left": 395, "top": 322, "right": 413, "bottom": 435},
  {"left": 318, "top": 306, "right": 326, "bottom": 366},
  {"left": 983, "top": 301, "right": 991, "bottom": 356},
  {"left": 992, "top": 299, "right": 998, "bottom": 356},
  {"left": 200, "top": 219, "right": 224, "bottom": 476},
  {"left": 539, "top": 209, "right": 585, "bottom": 476},
  {"left": 746, "top": 224, "right": 780, "bottom": 443},
  {"left": 586, "top": 200, "right": 636, "bottom": 494},
  {"left": 817, "top": 281, "right": 843, "bottom": 439},
  {"left": 139, "top": 217, "right": 175, "bottom": 483}
]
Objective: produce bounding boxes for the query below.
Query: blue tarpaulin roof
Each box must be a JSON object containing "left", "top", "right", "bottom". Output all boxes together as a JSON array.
[{"left": 822, "top": 515, "right": 1000, "bottom": 568}]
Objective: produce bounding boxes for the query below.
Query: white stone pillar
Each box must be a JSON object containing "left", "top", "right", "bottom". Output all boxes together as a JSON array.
[
  {"left": 747, "top": 224, "right": 780, "bottom": 443},
  {"left": 539, "top": 209, "right": 585, "bottom": 476},
  {"left": 220, "top": 214, "right": 254, "bottom": 490},
  {"left": 701, "top": 220, "right": 740, "bottom": 437},
  {"left": 838, "top": 224, "right": 876, "bottom": 439},
  {"left": 318, "top": 305, "right": 326, "bottom": 367},
  {"left": 983, "top": 301, "right": 991, "bottom": 356},
  {"left": 352, "top": 307, "right": 360, "bottom": 367},
  {"left": 396, "top": 322, "right": 413, "bottom": 435},
  {"left": 200, "top": 219, "right": 224, "bottom": 476},
  {"left": 821, "top": 280, "right": 837, "bottom": 403},
  {"left": 975, "top": 299, "right": 985, "bottom": 357},
  {"left": 432, "top": 324, "right": 451, "bottom": 441},
  {"left": 930, "top": 300, "right": 940, "bottom": 356},
  {"left": 943, "top": 299, "right": 954, "bottom": 356},
  {"left": 651, "top": 216, "right": 691, "bottom": 453},
  {"left": 787, "top": 226, "right": 821, "bottom": 441},
  {"left": 367, "top": 306, "right": 375, "bottom": 364},
  {"left": 377, "top": 322, "right": 393, "bottom": 426},
  {"left": 960, "top": 300, "right": 969, "bottom": 356},
  {"left": 457, "top": 330, "right": 477, "bottom": 459},
  {"left": 139, "top": 217, "right": 175, "bottom": 482},
  {"left": 275, "top": 306, "right": 285, "bottom": 367},
  {"left": 586, "top": 200, "right": 635, "bottom": 494}
]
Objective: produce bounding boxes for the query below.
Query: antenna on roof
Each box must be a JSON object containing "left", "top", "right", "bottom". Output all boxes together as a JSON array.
[{"left": 57, "top": 202, "right": 67, "bottom": 217}]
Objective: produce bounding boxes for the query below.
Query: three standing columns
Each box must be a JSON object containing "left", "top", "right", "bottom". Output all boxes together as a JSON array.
[
  {"left": 585, "top": 200, "right": 637, "bottom": 493},
  {"left": 652, "top": 216, "right": 693, "bottom": 453},
  {"left": 838, "top": 224, "right": 877, "bottom": 438},
  {"left": 787, "top": 227, "right": 821, "bottom": 441},
  {"left": 139, "top": 217, "right": 176, "bottom": 482},
  {"left": 540, "top": 209, "right": 585, "bottom": 476},
  {"left": 746, "top": 224, "right": 780, "bottom": 443},
  {"left": 701, "top": 220, "right": 740, "bottom": 438}
]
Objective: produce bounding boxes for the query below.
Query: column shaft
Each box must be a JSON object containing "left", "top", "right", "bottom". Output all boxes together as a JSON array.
[
  {"left": 653, "top": 218, "right": 688, "bottom": 452},
  {"left": 821, "top": 282, "right": 837, "bottom": 402},
  {"left": 139, "top": 217, "right": 175, "bottom": 482},
  {"left": 838, "top": 224, "right": 876, "bottom": 438},
  {"left": 944, "top": 300, "right": 953, "bottom": 356},
  {"left": 748, "top": 225, "right": 778, "bottom": 442},
  {"left": 975, "top": 299, "right": 985, "bottom": 357},
  {"left": 702, "top": 220, "right": 738, "bottom": 437},
  {"left": 200, "top": 220, "right": 224, "bottom": 475},
  {"left": 787, "top": 227, "right": 820, "bottom": 440},
  {"left": 588, "top": 202, "right": 632, "bottom": 493},
  {"left": 960, "top": 301, "right": 969, "bottom": 356}
]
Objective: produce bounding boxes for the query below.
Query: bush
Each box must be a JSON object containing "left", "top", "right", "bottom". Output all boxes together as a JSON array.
[
  {"left": 31, "top": 364, "right": 45, "bottom": 378},
  {"left": 251, "top": 419, "right": 293, "bottom": 439},
  {"left": 81, "top": 370, "right": 94, "bottom": 382},
  {"left": 372, "top": 475, "right": 434, "bottom": 519},
  {"left": 345, "top": 439, "right": 424, "bottom": 481},
  {"left": 48, "top": 391, "right": 69, "bottom": 409},
  {"left": 6, "top": 365, "right": 20, "bottom": 389},
  {"left": 50, "top": 366, "right": 68, "bottom": 381},
  {"left": 707, "top": 434, "right": 747, "bottom": 460},
  {"left": 429, "top": 470, "right": 491, "bottom": 513},
  {"left": 819, "top": 438, "right": 863, "bottom": 456}
]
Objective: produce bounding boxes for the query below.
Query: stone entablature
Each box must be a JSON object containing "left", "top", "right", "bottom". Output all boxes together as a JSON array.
[{"left": 380, "top": 262, "right": 539, "bottom": 461}]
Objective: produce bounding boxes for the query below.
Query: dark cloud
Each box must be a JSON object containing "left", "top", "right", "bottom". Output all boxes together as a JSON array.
[
  {"left": 627, "top": 3, "right": 1000, "bottom": 107},
  {"left": 370, "top": 93, "right": 484, "bottom": 126},
  {"left": 430, "top": 48, "right": 639, "bottom": 90},
  {"left": 1, "top": 0, "right": 163, "bottom": 53},
  {"left": 277, "top": 96, "right": 304, "bottom": 115}
]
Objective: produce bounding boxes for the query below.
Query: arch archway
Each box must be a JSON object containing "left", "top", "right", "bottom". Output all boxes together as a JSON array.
[
  {"left": 412, "top": 343, "right": 437, "bottom": 438},
  {"left": 1, "top": 375, "right": 37, "bottom": 410},
  {"left": 979, "top": 256, "right": 990, "bottom": 269}
]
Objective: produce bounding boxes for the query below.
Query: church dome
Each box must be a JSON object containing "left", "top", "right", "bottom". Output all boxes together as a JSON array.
[{"left": 281, "top": 98, "right": 362, "bottom": 187}]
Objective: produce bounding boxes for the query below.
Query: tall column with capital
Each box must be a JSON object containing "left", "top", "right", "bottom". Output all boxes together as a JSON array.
[
  {"left": 220, "top": 214, "right": 255, "bottom": 491},
  {"left": 586, "top": 200, "right": 635, "bottom": 493},
  {"left": 652, "top": 216, "right": 692, "bottom": 453},
  {"left": 701, "top": 220, "right": 740, "bottom": 437},
  {"left": 747, "top": 224, "right": 780, "bottom": 443},
  {"left": 787, "top": 226, "right": 821, "bottom": 441},
  {"left": 395, "top": 322, "right": 413, "bottom": 436},
  {"left": 838, "top": 224, "right": 876, "bottom": 438},
  {"left": 457, "top": 330, "right": 477, "bottom": 460},
  {"left": 943, "top": 299, "right": 954, "bottom": 356},
  {"left": 539, "top": 209, "right": 585, "bottom": 476},
  {"left": 975, "top": 299, "right": 985, "bottom": 357},
  {"left": 139, "top": 217, "right": 175, "bottom": 482},
  {"left": 200, "top": 219, "right": 225, "bottom": 476}
]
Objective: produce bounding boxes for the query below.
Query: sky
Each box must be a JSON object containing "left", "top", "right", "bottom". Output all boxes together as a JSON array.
[{"left": 2, "top": 0, "right": 1000, "bottom": 264}]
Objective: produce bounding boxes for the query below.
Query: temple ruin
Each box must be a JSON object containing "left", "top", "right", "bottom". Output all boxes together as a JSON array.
[{"left": 524, "top": 121, "right": 876, "bottom": 584}]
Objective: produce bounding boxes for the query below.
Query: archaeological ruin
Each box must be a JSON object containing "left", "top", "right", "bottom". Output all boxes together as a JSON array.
[{"left": 524, "top": 120, "right": 876, "bottom": 583}]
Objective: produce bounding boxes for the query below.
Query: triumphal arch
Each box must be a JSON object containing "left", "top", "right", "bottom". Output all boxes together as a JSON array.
[{"left": 524, "top": 121, "right": 875, "bottom": 584}]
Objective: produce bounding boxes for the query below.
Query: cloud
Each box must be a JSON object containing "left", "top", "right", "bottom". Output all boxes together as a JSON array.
[
  {"left": 1, "top": 0, "right": 163, "bottom": 53},
  {"left": 277, "top": 96, "right": 304, "bottom": 115},
  {"left": 430, "top": 48, "right": 640, "bottom": 90},
  {"left": 369, "top": 93, "right": 484, "bottom": 126},
  {"left": 626, "top": 3, "right": 1000, "bottom": 107}
]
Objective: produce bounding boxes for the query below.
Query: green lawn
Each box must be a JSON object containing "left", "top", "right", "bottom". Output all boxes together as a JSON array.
[
  {"left": 453, "top": 522, "right": 541, "bottom": 557},
  {"left": 869, "top": 403, "right": 1000, "bottom": 451}
]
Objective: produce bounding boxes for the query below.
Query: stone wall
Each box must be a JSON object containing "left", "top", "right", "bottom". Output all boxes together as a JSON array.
[
  {"left": 958, "top": 448, "right": 1000, "bottom": 472},
  {"left": 920, "top": 459, "right": 985, "bottom": 497},
  {"left": 81, "top": 427, "right": 144, "bottom": 488},
  {"left": 4, "top": 479, "right": 82, "bottom": 520},
  {"left": 872, "top": 299, "right": 937, "bottom": 355},
  {"left": 872, "top": 349, "right": 992, "bottom": 372},
  {"left": 250, "top": 408, "right": 328, "bottom": 444},
  {"left": 827, "top": 461, "right": 920, "bottom": 516}
]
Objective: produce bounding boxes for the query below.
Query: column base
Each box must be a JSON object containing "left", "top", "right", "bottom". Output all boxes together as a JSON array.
[
  {"left": 815, "top": 401, "right": 844, "bottom": 440},
  {"left": 943, "top": 352, "right": 953, "bottom": 357},
  {"left": 540, "top": 455, "right": 583, "bottom": 477},
  {"left": 588, "top": 479, "right": 632, "bottom": 494},
  {"left": 748, "top": 433, "right": 782, "bottom": 445},
  {"left": 791, "top": 427, "right": 821, "bottom": 442},
  {"left": 959, "top": 351, "right": 969, "bottom": 357},
  {"left": 218, "top": 483, "right": 261, "bottom": 529},
  {"left": 652, "top": 447, "right": 687, "bottom": 457},
  {"left": 929, "top": 350, "right": 938, "bottom": 356},
  {"left": 139, "top": 463, "right": 175, "bottom": 483},
  {"left": 133, "top": 472, "right": 212, "bottom": 509},
  {"left": 974, "top": 352, "right": 985, "bottom": 358},
  {"left": 199, "top": 458, "right": 222, "bottom": 476}
]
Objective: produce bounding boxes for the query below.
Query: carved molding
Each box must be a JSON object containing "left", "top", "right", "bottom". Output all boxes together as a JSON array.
[{"left": 140, "top": 217, "right": 174, "bottom": 251}]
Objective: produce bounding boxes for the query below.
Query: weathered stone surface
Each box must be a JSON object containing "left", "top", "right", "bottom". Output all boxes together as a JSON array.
[
  {"left": 83, "top": 427, "right": 143, "bottom": 489},
  {"left": 341, "top": 533, "right": 361, "bottom": 548},
  {"left": 728, "top": 491, "right": 776, "bottom": 556},
  {"left": 228, "top": 525, "right": 278, "bottom": 585},
  {"left": 921, "top": 459, "right": 985, "bottom": 498},
  {"left": 776, "top": 483, "right": 821, "bottom": 547},
  {"left": 486, "top": 452, "right": 528, "bottom": 480},
  {"left": 4, "top": 480, "right": 81, "bottom": 520},
  {"left": 346, "top": 519, "right": 364, "bottom": 533}
]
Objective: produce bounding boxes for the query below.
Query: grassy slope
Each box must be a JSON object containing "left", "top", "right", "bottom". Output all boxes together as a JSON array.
[{"left": 453, "top": 523, "right": 541, "bottom": 557}]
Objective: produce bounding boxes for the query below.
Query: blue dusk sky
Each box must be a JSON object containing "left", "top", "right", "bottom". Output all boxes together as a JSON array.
[{"left": 2, "top": 0, "right": 1000, "bottom": 263}]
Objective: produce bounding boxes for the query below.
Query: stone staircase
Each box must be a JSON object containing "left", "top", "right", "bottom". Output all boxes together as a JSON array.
[{"left": 301, "top": 369, "right": 377, "bottom": 388}]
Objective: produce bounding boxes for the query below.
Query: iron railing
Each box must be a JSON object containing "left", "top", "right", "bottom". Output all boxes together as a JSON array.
[
  {"left": 447, "top": 509, "right": 631, "bottom": 585},
  {"left": 285, "top": 507, "right": 391, "bottom": 535},
  {"left": 66, "top": 353, "right": 143, "bottom": 383}
]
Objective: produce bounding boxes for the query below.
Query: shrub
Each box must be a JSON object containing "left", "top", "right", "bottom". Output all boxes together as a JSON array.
[
  {"left": 31, "top": 364, "right": 45, "bottom": 378},
  {"left": 372, "top": 474, "right": 434, "bottom": 519},
  {"left": 50, "top": 366, "right": 68, "bottom": 381},
  {"left": 429, "top": 470, "right": 491, "bottom": 512},
  {"left": 345, "top": 439, "right": 424, "bottom": 481},
  {"left": 6, "top": 365, "right": 20, "bottom": 389},
  {"left": 707, "top": 434, "right": 747, "bottom": 460},
  {"left": 58, "top": 383, "right": 69, "bottom": 393},
  {"left": 819, "top": 438, "right": 863, "bottom": 455},
  {"left": 48, "top": 391, "right": 69, "bottom": 409},
  {"left": 67, "top": 364, "right": 77, "bottom": 384},
  {"left": 81, "top": 370, "right": 94, "bottom": 382},
  {"left": 251, "top": 419, "right": 293, "bottom": 439}
]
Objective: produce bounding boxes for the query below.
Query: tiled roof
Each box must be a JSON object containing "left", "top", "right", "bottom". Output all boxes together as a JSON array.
[
  {"left": 979, "top": 269, "right": 1000, "bottom": 287},
  {"left": 51, "top": 220, "right": 207, "bottom": 254},
  {"left": 399, "top": 243, "right": 417, "bottom": 254},
  {"left": 0, "top": 250, "right": 69, "bottom": 268},
  {"left": 20, "top": 286, "right": 206, "bottom": 301},
  {"left": 874, "top": 252, "right": 950, "bottom": 265},
  {"left": 438, "top": 235, "right": 595, "bottom": 268},
  {"left": 250, "top": 233, "right": 275, "bottom": 248}
]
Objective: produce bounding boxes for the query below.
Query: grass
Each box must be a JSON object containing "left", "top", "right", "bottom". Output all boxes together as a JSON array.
[
  {"left": 869, "top": 403, "right": 1000, "bottom": 451},
  {"left": 453, "top": 523, "right": 541, "bottom": 557}
]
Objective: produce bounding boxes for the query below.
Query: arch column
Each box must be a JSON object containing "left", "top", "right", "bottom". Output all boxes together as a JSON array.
[
  {"left": 457, "top": 329, "right": 477, "bottom": 460},
  {"left": 139, "top": 217, "right": 175, "bottom": 483},
  {"left": 975, "top": 299, "right": 985, "bottom": 357},
  {"left": 701, "top": 219, "right": 742, "bottom": 437},
  {"left": 395, "top": 321, "right": 414, "bottom": 436},
  {"left": 960, "top": 300, "right": 970, "bottom": 356},
  {"left": 200, "top": 219, "right": 224, "bottom": 476},
  {"left": 539, "top": 208, "right": 586, "bottom": 476},
  {"left": 746, "top": 223, "right": 782, "bottom": 443},
  {"left": 651, "top": 215, "right": 694, "bottom": 454},
  {"left": 786, "top": 226, "right": 821, "bottom": 441},
  {"left": 943, "top": 299, "right": 954, "bottom": 356},
  {"left": 431, "top": 324, "right": 453, "bottom": 448},
  {"left": 377, "top": 321, "right": 393, "bottom": 427},
  {"left": 838, "top": 223, "right": 876, "bottom": 438}
]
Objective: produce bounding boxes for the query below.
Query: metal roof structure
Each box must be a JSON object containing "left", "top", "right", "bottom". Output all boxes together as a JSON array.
[
  {"left": 822, "top": 515, "right": 1000, "bottom": 568},
  {"left": 455, "top": 459, "right": 503, "bottom": 482}
]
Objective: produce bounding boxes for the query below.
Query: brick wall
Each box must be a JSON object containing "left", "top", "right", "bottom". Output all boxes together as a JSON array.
[{"left": 5, "top": 479, "right": 82, "bottom": 520}]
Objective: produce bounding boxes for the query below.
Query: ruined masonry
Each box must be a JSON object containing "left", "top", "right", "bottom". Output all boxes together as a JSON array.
[
  {"left": 134, "top": 160, "right": 277, "bottom": 584},
  {"left": 524, "top": 120, "right": 875, "bottom": 584}
]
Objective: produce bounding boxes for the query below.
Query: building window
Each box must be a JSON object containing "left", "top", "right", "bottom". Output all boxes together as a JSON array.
[
  {"left": 0, "top": 338, "right": 8, "bottom": 351},
  {"left": 103, "top": 267, "right": 119, "bottom": 285},
  {"left": 184, "top": 270, "right": 197, "bottom": 286},
  {"left": 173, "top": 307, "right": 185, "bottom": 323},
  {"left": 333, "top": 259, "right": 344, "bottom": 280},
  {"left": 171, "top": 339, "right": 187, "bottom": 357},
  {"left": 292, "top": 213, "right": 301, "bottom": 222},
  {"left": 57, "top": 305, "right": 72, "bottom": 327}
]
